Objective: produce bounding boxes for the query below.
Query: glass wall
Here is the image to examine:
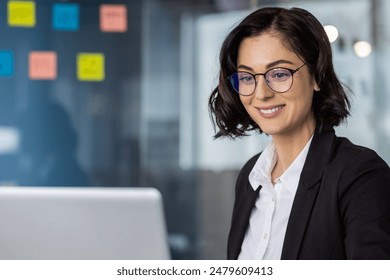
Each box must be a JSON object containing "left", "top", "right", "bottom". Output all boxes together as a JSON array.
[{"left": 0, "top": 0, "right": 389, "bottom": 259}]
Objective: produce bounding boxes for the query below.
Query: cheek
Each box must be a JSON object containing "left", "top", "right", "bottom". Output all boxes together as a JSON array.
[
  {"left": 240, "top": 93, "right": 255, "bottom": 104},
  {"left": 239, "top": 95, "right": 248, "bottom": 107},
  {"left": 239, "top": 96, "right": 253, "bottom": 113},
  {"left": 293, "top": 80, "right": 315, "bottom": 104},
  {"left": 291, "top": 91, "right": 315, "bottom": 115}
]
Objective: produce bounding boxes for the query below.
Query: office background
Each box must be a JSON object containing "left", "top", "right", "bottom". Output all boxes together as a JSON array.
[{"left": 0, "top": 0, "right": 388, "bottom": 259}]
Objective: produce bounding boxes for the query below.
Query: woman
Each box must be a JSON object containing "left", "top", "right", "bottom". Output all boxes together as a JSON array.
[{"left": 209, "top": 7, "right": 390, "bottom": 259}]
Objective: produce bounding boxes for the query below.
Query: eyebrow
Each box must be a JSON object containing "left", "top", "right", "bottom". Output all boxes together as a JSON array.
[{"left": 237, "top": 59, "right": 295, "bottom": 71}]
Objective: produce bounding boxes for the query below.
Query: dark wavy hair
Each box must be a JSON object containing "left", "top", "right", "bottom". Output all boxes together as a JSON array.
[{"left": 208, "top": 7, "right": 350, "bottom": 138}]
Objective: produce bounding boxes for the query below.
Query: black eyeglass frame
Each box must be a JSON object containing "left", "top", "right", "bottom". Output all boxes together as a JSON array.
[{"left": 229, "top": 63, "right": 307, "bottom": 96}]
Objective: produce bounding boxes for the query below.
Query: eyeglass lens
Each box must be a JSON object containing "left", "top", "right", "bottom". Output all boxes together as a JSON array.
[{"left": 230, "top": 68, "right": 294, "bottom": 95}]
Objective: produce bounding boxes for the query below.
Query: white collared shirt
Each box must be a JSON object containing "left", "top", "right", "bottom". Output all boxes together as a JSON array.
[{"left": 238, "top": 136, "right": 313, "bottom": 260}]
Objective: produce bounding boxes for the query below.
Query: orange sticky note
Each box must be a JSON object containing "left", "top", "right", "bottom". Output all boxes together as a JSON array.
[
  {"left": 29, "top": 51, "right": 57, "bottom": 80},
  {"left": 100, "top": 4, "right": 127, "bottom": 32}
]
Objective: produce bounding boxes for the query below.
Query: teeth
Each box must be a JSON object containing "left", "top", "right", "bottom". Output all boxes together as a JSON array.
[{"left": 260, "top": 105, "right": 284, "bottom": 114}]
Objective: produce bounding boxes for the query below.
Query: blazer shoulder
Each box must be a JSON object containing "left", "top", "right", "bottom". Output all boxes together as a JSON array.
[{"left": 333, "top": 136, "right": 389, "bottom": 168}]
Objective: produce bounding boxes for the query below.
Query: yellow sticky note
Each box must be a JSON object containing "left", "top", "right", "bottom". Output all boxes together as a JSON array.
[
  {"left": 77, "top": 53, "right": 105, "bottom": 82},
  {"left": 29, "top": 51, "right": 57, "bottom": 80},
  {"left": 8, "top": 1, "right": 36, "bottom": 27}
]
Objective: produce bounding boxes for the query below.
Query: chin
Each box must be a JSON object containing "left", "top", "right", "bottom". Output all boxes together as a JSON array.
[
  {"left": 258, "top": 122, "right": 280, "bottom": 133},
  {"left": 259, "top": 128, "right": 282, "bottom": 137}
]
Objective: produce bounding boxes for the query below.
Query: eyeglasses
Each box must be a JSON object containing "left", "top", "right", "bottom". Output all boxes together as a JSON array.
[{"left": 229, "top": 63, "right": 307, "bottom": 96}]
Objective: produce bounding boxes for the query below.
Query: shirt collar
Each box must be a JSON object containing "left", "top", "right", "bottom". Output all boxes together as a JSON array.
[
  {"left": 249, "top": 142, "right": 276, "bottom": 190},
  {"left": 248, "top": 135, "right": 313, "bottom": 193}
]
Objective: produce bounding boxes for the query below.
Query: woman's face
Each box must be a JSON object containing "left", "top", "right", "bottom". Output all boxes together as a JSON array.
[{"left": 237, "top": 32, "right": 319, "bottom": 139}]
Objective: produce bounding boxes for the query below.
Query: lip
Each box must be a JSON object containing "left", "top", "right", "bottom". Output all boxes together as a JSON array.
[{"left": 257, "top": 104, "right": 285, "bottom": 118}]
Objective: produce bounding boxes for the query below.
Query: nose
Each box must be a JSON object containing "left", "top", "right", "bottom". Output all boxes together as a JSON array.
[{"left": 253, "top": 75, "right": 274, "bottom": 100}]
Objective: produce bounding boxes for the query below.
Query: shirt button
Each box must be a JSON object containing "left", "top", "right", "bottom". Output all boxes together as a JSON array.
[{"left": 263, "top": 233, "right": 268, "bottom": 240}]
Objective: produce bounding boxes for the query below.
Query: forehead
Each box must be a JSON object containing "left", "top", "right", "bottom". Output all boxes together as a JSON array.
[{"left": 237, "top": 32, "right": 300, "bottom": 68}]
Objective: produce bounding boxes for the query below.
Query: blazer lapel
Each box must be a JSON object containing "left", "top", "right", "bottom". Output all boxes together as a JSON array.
[
  {"left": 281, "top": 130, "right": 336, "bottom": 259},
  {"left": 227, "top": 182, "right": 261, "bottom": 260}
]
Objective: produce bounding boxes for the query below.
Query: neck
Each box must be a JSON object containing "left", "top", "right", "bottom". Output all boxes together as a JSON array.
[{"left": 271, "top": 122, "right": 315, "bottom": 181}]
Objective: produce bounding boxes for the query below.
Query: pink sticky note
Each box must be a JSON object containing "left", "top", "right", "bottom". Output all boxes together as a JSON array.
[
  {"left": 100, "top": 4, "right": 127, "bottom": 32},
  {"left": 29, "top": 51, "right": 57, "bottom": 80}
]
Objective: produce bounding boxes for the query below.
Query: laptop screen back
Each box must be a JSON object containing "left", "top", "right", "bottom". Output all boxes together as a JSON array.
[{"left": 0, "top": 187, "right": 170, "bottom": 260}]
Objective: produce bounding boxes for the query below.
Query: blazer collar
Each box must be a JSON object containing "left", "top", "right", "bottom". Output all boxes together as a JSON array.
[
  {"left": 227, "top": 156, "right": 261, "bottom": 260},
  {"left": 299, "top": 129, "right": 335, "bottom": 189},
  {"left": 227, "top": 185, "right": 260, "bottom": 259},
  {"left": 281, "top": 129, "right": 336, "bottom": 259}
]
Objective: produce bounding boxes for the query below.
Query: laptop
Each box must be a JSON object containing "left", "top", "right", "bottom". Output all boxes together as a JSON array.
[{"left": 0, "top": 186, "right": 170, "bottom": 260}]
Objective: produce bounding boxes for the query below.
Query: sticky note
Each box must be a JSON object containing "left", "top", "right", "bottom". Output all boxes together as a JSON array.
[
  {"left": 100, "top": 4, "right": 127, "bottom": 32},
  {"left": 0, "top": 50, "right": 14, "bottom": 77},
  {"left": 52, "top": 3, "right": 80, "bottom": 31},
  {"left": 8, "top": 1, "right": 36, "bottom": 27},
  {"left": 77, "top": 53, "right": 105, "bottom": 81},
  {"left": 29, "top": 51, "right": 57, "bottom": 80}
]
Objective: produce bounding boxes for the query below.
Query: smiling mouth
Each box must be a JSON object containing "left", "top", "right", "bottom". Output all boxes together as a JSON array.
[{"left": 259, "top": 105, "right": 285, "bottom": 115}]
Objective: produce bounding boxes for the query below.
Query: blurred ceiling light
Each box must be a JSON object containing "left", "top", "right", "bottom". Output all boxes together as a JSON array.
[
  {"left": 353, "top": 41, "right": 372, "bottom": 58},
  {"left": 0, "top": 127, "right": 19, "bottom": 154},
  {"left": 324, "top": 25, "right": 339, "bottom": 43}
]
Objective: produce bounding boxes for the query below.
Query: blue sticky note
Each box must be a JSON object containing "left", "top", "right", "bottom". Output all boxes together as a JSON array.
[
  {"left": 52, "top": 3, "right": 80, "bottom": 31},
  {"left": 0, "top": 50, "right": 14, "bottom": 77}
]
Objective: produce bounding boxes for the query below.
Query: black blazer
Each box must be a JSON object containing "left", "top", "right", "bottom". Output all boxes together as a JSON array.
[{"left": 227, "top": 130, "right": 390, "bottom": 259}]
